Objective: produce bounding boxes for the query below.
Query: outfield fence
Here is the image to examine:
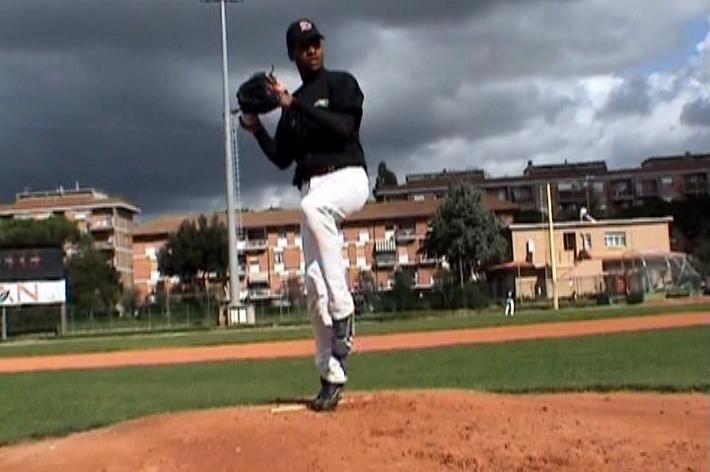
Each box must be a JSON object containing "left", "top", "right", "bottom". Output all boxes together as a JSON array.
[{"left": 0, "top": 276, "right": 700, "bottom": 339}]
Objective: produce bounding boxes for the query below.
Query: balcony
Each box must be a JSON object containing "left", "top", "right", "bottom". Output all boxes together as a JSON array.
[
  {"left": 242, "top": 239, "right": 268, "bottom": 252},
  {"left": 511, "top": 186, "right": 533, "bottom": 203},
  {"left": 609, "top": 180, "right": 634, "bottom": 201},
  {"left": 94, "top": 240, "right": 115, "bottom": 251},
  {"left": 418, "top": 254, "right": 438, "bottom": 266},
  {"left": 247, "top": 272, "right": 269, "bottom": 285},
  {"left": 247, "top": 288, "right": 273, "bottom": 300},
  {"left": 395, "top": 228, "right": 417, "bottom": 243},
  {"left": 88, "top": 216, "right": 114, "bottom": 231},
  {"left": 683, "top": 177, "right": 708, "bottom": 195},
  {"left": 610, "top": 190, "right": 635, "bottom": 201},
  {"left": 374, "top": 255, "right": 396, "bottom": 269},
  {"left": 398, "top": 257, "right": 416, "bottom": 267},
  {"left": 557, "top": 190, "right": 587, "bottom": 204}
]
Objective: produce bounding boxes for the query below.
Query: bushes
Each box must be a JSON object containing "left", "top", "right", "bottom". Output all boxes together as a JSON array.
[{"left": 359, "top": 280, "right": 490, "bottom": 314}]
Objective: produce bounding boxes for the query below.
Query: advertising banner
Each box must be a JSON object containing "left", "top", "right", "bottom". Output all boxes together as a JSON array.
[{"left": 0, "top": 280, "right": 67, "bottom": 306}]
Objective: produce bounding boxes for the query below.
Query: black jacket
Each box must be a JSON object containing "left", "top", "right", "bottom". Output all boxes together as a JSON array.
[{"left": 253, "top": 69, "right": 367, "bottom": 188}]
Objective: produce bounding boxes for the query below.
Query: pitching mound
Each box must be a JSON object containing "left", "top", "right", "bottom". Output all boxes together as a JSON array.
[{"left": 0, "top": 391, "right": 707, "bottom": 471}]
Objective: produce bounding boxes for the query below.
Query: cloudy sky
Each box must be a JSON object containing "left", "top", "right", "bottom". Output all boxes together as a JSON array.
[{"left": 1, "top": 1, "right": 709, "bottom": 221}]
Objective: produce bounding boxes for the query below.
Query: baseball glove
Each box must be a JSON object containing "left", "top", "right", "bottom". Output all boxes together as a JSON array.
[{"left": 236, "top": 68, "right": 283, "bottom": 114}]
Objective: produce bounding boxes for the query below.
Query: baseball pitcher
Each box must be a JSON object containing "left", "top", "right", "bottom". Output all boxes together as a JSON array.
[{"left": 239, "top": 17, "right": 369, "bottom": 411}]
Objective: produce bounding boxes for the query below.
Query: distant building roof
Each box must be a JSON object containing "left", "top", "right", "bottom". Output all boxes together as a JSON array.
[
  {"left": 522, "top": 160, "right": 608, "bottom": 178},
  {"left": 509, "top": 216, "right": 673, "bottom": 231},
  {"left": 0, "top": 187, "right": 139, "bottom": 215},
  {"left": 134, "top": 197, "right": 519, "bottom": 239},
  {"left": 405, "top": 168, "right": 486, "bottom": 184},
  {"left": 640, "top": 152, "right": 710, "bottom": 172}
]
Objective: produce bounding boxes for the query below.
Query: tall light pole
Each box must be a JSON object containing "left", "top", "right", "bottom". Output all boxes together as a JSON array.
[
  {"left": 202, "top": 0, "right": 243, "bottom": 321},
  {"left": 546, "top": 182, "right": 559, "bottom": 310}
]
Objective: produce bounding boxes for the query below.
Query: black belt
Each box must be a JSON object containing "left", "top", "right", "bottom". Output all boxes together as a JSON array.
[{"left": 301, "top": 165, "right": 338, "bottom": 182}]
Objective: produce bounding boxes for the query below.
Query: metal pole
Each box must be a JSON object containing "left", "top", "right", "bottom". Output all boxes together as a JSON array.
[
  {"left": 546, "top": 183, "right": 559, "bottom": 310},
  {"left": 217, "top": 0, "right": 241, "bottom": 316},
  {"left": 1, "top": 307, "right": 6, "bottom": 341},
  {"left": 60, "top": 303, "right": 67, "bottom": 336}
]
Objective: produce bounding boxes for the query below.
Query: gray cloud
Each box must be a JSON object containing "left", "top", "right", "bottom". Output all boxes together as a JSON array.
[
  {"left": 0, "top": 0, "right": 708, "bottom": 218},
  {"left": 681, "top": 98, "right": 710, "bottom": 127},
  {"left": 597, "top": 77, "right": 651, "bottom": 117}
]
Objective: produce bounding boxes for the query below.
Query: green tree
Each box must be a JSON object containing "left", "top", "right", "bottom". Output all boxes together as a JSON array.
[
  {"left": 198, "top": 214, "right": 228, "bottom": 279},
  {"left": 373, "top": 161, "right": 398, "bottom": 196},
  {"left": 0, "top": 215, "right": 79, "bottom": 248},
  {"left": 158, "top": 214, "right": 228, "bottom": 290},
  {"left": 390, "top": 268, "right": 414, "bottom": 311},
  {"left": 422, "top": 183, "right": 507, "bottom": 285},
  {"left": 66, "top": 236, "right": 120, "bottom": 315},
  {"left": 615, "top": 195, "right": 710, "bottom": 252}
]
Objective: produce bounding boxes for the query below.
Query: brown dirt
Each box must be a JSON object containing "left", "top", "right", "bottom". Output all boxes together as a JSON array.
[
  {"left": 0, "top": 312, "right": 707, "bottom": 374},
  {"left": 0, "top": 391, "right": 707, "bottom": 472}
]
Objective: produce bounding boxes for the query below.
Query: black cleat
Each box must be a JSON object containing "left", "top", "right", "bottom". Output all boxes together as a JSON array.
[{"left": 311, "top": 378, "right": 344, "bottom": 412}]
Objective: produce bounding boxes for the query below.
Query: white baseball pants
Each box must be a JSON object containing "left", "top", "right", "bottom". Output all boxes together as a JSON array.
[{"left": 300, "top": 166, "right": 369, "bottom": 384}]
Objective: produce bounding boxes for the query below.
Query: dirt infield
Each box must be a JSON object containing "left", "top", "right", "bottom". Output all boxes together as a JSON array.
[
  {"left": 0, "top": 312, "right": 707, "bottom": 373},
  {"left": 0, "top": 391, "right": 707, "bottom": 471}
]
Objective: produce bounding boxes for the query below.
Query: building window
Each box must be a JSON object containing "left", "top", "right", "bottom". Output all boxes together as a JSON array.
[
  {"left": 582, "top": 233, "right": 592, "bottom": 251},
  {"left": 277, "top": 231, "right": 288, "bottom": 248},
  {"left": 661, "top": 176, "right": 673, "bottom": 185},
  {"left": 563, "top": 232, "right": 576, "bottom": 251},
  {"left": 274, "top": 251, "right": 284, "bottom": 265},
  {"left": 359, "top": 229, "right": 370, "bottom": 243},
  {"left": 413, "top": 194, "right": 425, "bottom": 201},
  {"left": 604, "top": 232, "right": 627, "bottom": 248}
]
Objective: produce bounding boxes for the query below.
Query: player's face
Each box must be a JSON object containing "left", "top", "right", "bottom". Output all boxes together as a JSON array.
[{"left": 294, "top": 38, "right": 324, "bottom": 74}]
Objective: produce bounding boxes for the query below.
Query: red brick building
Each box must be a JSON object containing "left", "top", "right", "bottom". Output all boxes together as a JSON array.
[
  {"left": 0, "top": 187, "right": 140, "bottom": 287},
  {"left": 132, "top": 197, "right": 518, "bottom": 304}
]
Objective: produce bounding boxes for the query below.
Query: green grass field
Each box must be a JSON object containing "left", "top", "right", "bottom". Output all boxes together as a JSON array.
[
  {"left": 0, "top": 302, "right": 707, "bottom": 358},
  {"left": 0, "top": 326, "right": 707, "bottom": 445}
]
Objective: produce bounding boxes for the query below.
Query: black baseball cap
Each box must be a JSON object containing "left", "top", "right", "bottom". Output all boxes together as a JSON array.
[{"left": 286, "top": 18, "right": 324, "bottom": 60}]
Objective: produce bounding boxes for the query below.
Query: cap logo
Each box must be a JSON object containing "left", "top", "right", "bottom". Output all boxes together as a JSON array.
[{"left": 299, "top": 20, "right": 313, "bottom": 32}]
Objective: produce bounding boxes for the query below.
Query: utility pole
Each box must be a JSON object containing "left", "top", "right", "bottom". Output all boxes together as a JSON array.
[
  {"left": 546, "top": 183, "right": 559, "bottom": 310},
  {"left": 201, "top": 0, "right": 244, "bottom": 322}
]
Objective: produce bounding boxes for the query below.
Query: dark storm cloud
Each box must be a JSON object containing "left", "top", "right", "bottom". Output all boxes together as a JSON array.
[
  {"left": 681, "top": 98, "right": 710, "bottom": 128},
  {"left": 0, "top": 0, "right": 707, "bottom": 218}
]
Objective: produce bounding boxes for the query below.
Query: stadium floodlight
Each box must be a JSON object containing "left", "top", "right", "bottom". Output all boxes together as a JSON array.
[{"left": 201, "top": 0, "right": 246, "bottom": 323}]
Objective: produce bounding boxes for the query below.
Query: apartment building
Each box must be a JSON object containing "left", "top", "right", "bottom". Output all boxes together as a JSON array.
[
  {"left": 487, "top": 217, "right": 674, "bottom": 299},
  {"left": 374, "top": 152, "right": 710, "bottom": 216},
  {"left": 0, "top": 187, "right": 140, "bottom": 287},
  {"left": 132, "top": 197, "right": 518, "bottom": 304}
]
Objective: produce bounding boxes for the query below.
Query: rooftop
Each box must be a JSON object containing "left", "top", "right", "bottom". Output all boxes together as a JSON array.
[
  {"left": 0, "top": 186, "right": 139, "bottom": 214},
  {"left": 134, "top": 197, "right": 519, "bottom": 238},
  {"left": 509, "top": 216, "right": 674, "bottom": 231}
]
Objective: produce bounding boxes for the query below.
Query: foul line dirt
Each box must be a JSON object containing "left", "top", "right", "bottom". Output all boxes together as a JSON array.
[{"left": 0, "top": 312, "right": 707, "bottom": 374}]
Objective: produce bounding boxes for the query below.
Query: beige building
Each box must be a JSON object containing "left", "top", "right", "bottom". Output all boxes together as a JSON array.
[
  {"left": 132, "top": 197, "right": 518, "bottom": 304},
  {"left": 0, "top": 187, "right": 140, "bottom": 287},
  {"left": 488, "top": 217, "right": 674, "bottom": 299}
]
